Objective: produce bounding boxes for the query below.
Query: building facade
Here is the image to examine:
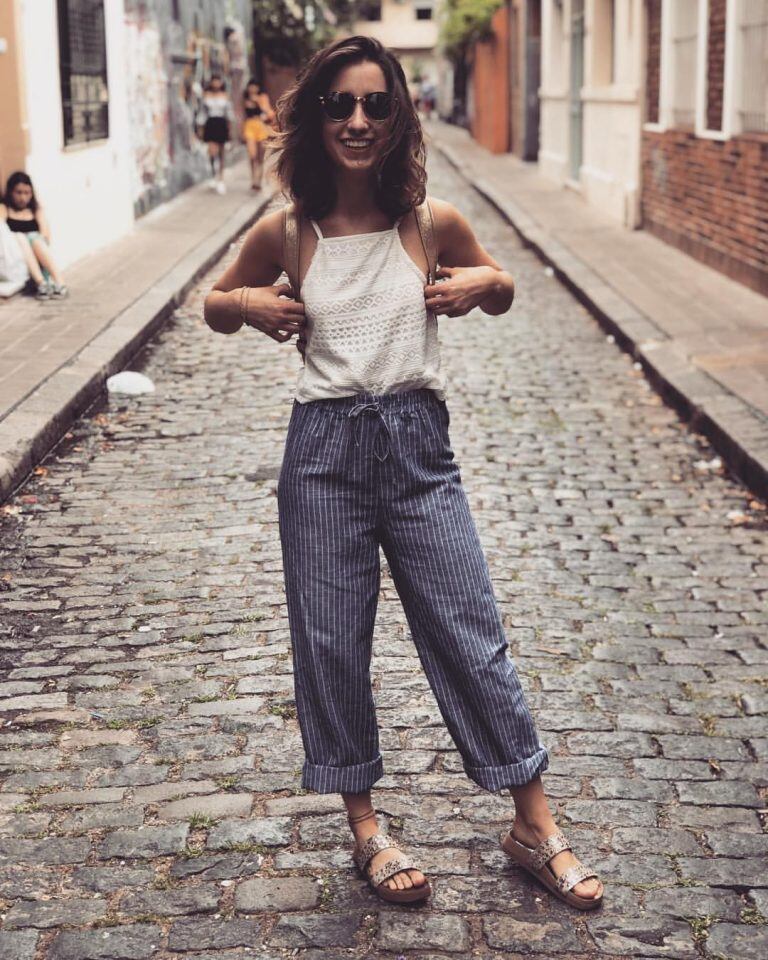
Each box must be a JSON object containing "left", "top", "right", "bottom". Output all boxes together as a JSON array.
[
  {"left": 539, "top": 0, "right": 645, "bottom": 227},
  {"left": 352, "top": 0, "right": 442, "bottom": 88},
  {"left": 641, "top": 0, "right": 768, "bottom": 295},
  {"left": 467, "top": 0, "right": 542, "bottom": 158},
  {"left": 0, "top": 0, "right": 252, "bottom": 270}
]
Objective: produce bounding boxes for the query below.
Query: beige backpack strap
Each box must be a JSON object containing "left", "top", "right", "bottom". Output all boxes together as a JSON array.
[
  {"left": 413, "top": 199, "right": 437, "bottom": 285},
  {"left": 282, "top": 202, "right": 301, "bottom": 297}
]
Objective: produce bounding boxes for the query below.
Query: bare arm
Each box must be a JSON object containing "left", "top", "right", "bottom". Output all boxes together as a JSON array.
[
  {"left": 424, "top": 198, "right": 515, "bottom": 317},
  {"left": 204, "top": 209, "right": 305, "bottom": 341},
  {"left": 36, "top": 206, "right": 52, "bottom": 244},
  {"left": 0, "top": 204, "right": 6, "bottom": 222}
]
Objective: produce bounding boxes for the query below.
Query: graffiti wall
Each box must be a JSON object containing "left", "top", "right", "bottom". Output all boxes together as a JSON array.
[{"left": 123, "top": 0, "right": 253, "bottom": 217}]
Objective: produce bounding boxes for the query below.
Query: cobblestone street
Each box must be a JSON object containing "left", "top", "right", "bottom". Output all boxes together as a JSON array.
[{"left": 1, "top": 152, "right": 766, "bottom": 960}]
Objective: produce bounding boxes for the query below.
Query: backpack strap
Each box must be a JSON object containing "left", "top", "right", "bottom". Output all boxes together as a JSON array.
[
  {"left": 282, "top": 202, "right": 301, "bottom": 297},
  {"left": 413, "top": 199, "right": 437, "bottom": 285}
]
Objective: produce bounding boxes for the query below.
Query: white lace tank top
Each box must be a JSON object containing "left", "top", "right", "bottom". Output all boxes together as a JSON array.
[{"left": 293, "top": 218, "right": 445, "bottom": 403}]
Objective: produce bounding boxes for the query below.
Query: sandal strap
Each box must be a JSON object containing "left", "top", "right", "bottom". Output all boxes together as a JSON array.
[
  {"left": 556, "top": 862, "right": 598, "bottom": 893},
  {"left": 370, "top": 854, "right": 416, "bottom": 888},
  {"left": 353, "top": 833, "right": 402, "bottom": 872},
  {"left": 529, "top": 830, "right": 571, "bottom": 870}
]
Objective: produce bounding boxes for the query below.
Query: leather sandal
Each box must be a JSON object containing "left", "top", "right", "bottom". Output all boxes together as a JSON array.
[
  {"left": 501, "top": 828, "right": 603, "bottom": 911},
  {"left": 349, "top": 809, "right": 431, "bottom": 904}
]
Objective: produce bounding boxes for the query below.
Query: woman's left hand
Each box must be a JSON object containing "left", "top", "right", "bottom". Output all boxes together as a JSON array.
[{"left": 424, "top": 265, "right": 502, "bottom": 317}]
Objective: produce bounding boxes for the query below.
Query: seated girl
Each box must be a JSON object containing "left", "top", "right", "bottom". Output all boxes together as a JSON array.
[{"left": 0, "top": 172, "right": 68, "bottom": 299}]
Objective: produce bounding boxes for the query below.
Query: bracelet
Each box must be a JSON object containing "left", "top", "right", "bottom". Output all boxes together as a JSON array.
[{"left": 239, "top": 285, "right": 250, "bottom": 326}]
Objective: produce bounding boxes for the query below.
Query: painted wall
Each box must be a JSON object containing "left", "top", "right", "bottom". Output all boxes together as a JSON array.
[
  {"left": 18, "top": 0, "right": 134, "bottom": 269},
  {"left": 123, "top": 0, "right": 254, "bottom": 217},
  {"left": 470, "top": 7, "right": 511, "bottom": 154},
  {"left": 539, "top": 0, "right": 643, "bottom": 226}
]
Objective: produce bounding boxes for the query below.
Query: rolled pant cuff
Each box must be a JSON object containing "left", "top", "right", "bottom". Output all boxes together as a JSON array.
[
  {"left": 465, "top": 746, "right": 549, "bottom": 793},
  {"left": 302, "top": 755, "right": 384, "bottom": 794}
]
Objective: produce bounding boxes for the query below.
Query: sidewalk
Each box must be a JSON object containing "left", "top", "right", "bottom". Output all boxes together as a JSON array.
[
  {"left": 0, "top": 161, "right": 275, "bottom": 503},
  {"left": 426, "top": 120, "right": 768, "bottom": 498}
]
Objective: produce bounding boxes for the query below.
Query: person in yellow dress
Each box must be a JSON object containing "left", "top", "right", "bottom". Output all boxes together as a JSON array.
[{"left": 242, "top": 79, "right": 275, "bottom": 191}]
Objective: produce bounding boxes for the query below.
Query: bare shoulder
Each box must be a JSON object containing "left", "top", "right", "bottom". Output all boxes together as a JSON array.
[
  {"left": 427, "top": 196, "right": 472, "bottom": 240},
  {"left": 240, "top": 207, "right": 285, "bottom": 265},
  {"left": 0, "top": 204, "right": 6, "bottom": 220}
]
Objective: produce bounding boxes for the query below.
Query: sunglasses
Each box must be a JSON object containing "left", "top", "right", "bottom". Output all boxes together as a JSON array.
[{"left": 318, "top": 91, "right": 395, "bottom": 122}]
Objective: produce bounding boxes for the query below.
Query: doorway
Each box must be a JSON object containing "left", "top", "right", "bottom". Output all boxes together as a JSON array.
[{"left": 569, "top": 0, "right": 585, "bottom": 180}]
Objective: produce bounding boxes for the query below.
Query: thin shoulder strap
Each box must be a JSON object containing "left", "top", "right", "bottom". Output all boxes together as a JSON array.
[
  {"left": 413, "top": 199, "right": 437, "bottom": 285},
  {"left": 282, "top": 203, "right": 301, "bottom": 297}
]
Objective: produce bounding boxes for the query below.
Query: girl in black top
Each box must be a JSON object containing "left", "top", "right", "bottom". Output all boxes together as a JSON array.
[{"left": 1, "top": 172, "right": 68, "bottom": 299}]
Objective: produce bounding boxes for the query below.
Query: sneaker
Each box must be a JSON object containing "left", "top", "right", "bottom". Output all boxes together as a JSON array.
[
  {"left": 35, "top": 281, "right": 52, "bottom": 300},
  {"left": 215, "top": 181, "right": 226, "bottom": 195},
  {"left": 50, "top": 284, "right": 69, "bottom": 299}
]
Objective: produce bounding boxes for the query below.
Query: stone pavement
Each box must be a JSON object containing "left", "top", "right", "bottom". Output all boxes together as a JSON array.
[
  {"left": 0, "top": 151, "right": 767, "bottom": 960},
  {"left": 0, "top": 158, "right": 275, "bottom": 505},
  {"left": 425, "top": 121, "right": 768, "bottom": 500}
]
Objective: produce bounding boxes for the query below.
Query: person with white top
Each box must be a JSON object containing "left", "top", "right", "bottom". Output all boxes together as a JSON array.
[
  {"left": 197, "top": 74, "right": 234, "bottom": 194},
  {"left": 204, "top": 35, "right": 603, "bottom": 913}
]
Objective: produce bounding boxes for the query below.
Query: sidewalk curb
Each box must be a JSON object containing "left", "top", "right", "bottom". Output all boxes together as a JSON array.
[
  {"left": 434, "top": 139, "right": 768, "bottom": 500},
  {"left": 0, "top": 190, "right": 277, "bottom": 505}
]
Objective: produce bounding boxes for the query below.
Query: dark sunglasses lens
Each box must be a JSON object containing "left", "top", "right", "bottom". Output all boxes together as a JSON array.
[
  {"left": 364, "top": 92, "right": 393, "bottom": 120},
  {"left": 323, "top": 92, "right": 354, "bottom": 120}
]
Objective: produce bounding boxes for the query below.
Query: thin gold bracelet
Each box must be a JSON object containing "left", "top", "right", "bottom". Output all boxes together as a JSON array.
[{"left": 239, "top": 285, "right": 250, "bottom": 325}]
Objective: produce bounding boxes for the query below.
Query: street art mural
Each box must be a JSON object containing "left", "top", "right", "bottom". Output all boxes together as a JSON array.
[{"left": 123, "top": 0, "right": 253, "bottom": 216}]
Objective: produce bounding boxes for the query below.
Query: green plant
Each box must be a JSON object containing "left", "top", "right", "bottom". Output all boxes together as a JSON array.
[{"left": 440, "top": 0, "right": 504, "bottom": 62}]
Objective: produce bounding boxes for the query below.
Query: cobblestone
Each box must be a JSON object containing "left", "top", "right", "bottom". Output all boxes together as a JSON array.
[{"left": 0, "top": 152, "right": 766, "bottom": 957}]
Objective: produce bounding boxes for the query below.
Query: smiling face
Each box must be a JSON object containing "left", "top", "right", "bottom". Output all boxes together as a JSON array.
[{"left": 321, "top": 60, "right": 391, "bottom": 177}]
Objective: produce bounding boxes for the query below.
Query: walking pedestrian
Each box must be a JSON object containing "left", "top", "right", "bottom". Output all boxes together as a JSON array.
[
  {"left": 242, "top": 79, "right": 275, "bottom": 191},
  {"left": 1, "top": 171, "right": 68, "bottom": 299},
  {"left": 204, "top": 35, "right": 603, "bottom": 911},
  {"left": 197, "top": 74, "right": 234, "bottom": 194}
]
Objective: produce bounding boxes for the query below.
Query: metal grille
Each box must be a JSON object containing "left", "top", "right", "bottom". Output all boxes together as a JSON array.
[
  {"left": 57, "top": 0, "right": 109, "bottom": 146},
  {"left": 671, "top": 0, "right": 698, "bottom": 128},
  {"left": 740, "top": 0, "right": 768, "bottom": 132}
]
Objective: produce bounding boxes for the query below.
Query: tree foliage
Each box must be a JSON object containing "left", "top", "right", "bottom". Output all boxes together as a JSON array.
[
  {"left": 439, "top": 0, "right": 504, "bottom": 62},
  {"left": 253, "top": 0, "right": 361, "bottom": 67}
]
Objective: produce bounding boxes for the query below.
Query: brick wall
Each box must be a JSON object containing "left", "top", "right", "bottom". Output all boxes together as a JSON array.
[
  {"left": 706, "top": 0, "right": 726, "bottom": 131},
  {"left": 645, "top": 0, "right": 661, "bottom": 124},
  {"left": 641, "top": 131, "right": 768, "bottom": 296}
]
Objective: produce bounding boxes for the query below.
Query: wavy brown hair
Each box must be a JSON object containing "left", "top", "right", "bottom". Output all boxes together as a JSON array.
[{"left": 273, "top": 35, "right": 426, "bottom": 221}]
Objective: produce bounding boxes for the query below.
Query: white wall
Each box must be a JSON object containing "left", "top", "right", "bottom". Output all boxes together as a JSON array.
[
  {"left": 539, "top": 0, "right": 644, "bottom": 227},
  {"left": 19, "top": 0, "right": 134, "bottom": 269}
]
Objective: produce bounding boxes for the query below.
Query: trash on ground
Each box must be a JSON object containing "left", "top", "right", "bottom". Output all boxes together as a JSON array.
[{"left": 106, "top": 371, "right": 155, "bottom": 395}]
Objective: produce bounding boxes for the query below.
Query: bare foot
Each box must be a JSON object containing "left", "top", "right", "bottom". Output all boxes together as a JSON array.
[
  {"left": 512, "top": 818, "right": 602, "bottom": 900},
  {"left": 350, "top": 812, "right": 426, "bottom": 892}
]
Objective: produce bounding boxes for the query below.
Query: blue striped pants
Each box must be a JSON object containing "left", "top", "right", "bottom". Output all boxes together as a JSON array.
[{"left": 277, "top": 388, "right": 548, "bottom": 794}]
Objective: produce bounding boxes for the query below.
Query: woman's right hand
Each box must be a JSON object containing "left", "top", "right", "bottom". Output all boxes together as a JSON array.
[{"left": 242, "top": 283, "right": 305, "bottom": 343}]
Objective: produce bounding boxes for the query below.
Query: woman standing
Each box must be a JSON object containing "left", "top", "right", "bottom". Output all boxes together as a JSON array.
[
  {"left": 198, "top": 74, "right": 234, "bottom": 194},
  {"left": 204, "top": 36, "right": 603, "bottom": 911},
  {"left": 242, "top": 79, "right": 275, "bottom": 191}
]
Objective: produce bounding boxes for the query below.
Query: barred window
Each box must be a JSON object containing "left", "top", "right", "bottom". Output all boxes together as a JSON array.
[{"left": 57, "top": 0, "right": 109, "bottom": 146}]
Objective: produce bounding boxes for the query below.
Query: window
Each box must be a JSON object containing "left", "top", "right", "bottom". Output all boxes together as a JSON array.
[
  {"left": 57, "top": 0, "right": 109, "bottom": 145},
  {"left": 738, "top": 0, "right": 768, "bottom": 132},
  {"left": 670, "top": 0, "right": 699, "bottom": 126},
  {"left": 646, "top": 0, "right": 662, "bottom": 123},
  {"left": 415, "top": 5, "right": 433, "bottom": 19},
  {"left": 358, "top": 1, "right": 382, "bottom": 21}
]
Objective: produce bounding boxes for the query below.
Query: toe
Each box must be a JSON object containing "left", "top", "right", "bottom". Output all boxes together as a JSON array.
[
  {"left": 400, "top": 872, "right": 413, "bottom": 889},
  {"left": 409, "top": 869, "right": 426, "bottom": 887},
  {"left": 574, "top": 877, "right": 601, "bottom": 899}
]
